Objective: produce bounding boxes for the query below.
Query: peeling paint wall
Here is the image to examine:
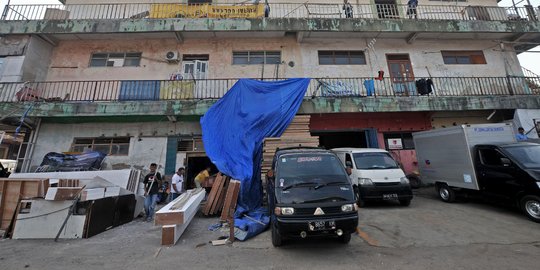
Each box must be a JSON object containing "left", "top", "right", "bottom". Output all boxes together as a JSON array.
[
  {"left": 22, "top": 37, "right": 54, "bottom": 81},
  {"left": 30, "top": 121, "right": 201, "bottom": 172},
  {"left": 45, "top": 37, "right": 518, "bottom": 81}
]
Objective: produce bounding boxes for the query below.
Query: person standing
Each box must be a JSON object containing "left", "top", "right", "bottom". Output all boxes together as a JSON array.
[
  {"left": 516, "top": 127, "right": 529, "bottom": 141},
  {"left": 144, "top": 163, "right": 162, "bottom": 222},
  {"left": 343, "top": 0, "right": 353, "bottom": 18},
  {"left": 170, "top": 167, "right": 185, "bottom": 201},
  {"left": 407, "top": 0, "right": 418, "bottom": 19}
]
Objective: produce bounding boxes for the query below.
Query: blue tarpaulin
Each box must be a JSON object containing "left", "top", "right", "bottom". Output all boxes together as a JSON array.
[{"left": 201, "top": 78, "right": 310, "bottom": 240}]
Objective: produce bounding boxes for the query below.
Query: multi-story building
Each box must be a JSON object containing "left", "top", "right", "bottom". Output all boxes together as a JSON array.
[{"left": 0, "top": 0, "right": 539, "bottom": 184}]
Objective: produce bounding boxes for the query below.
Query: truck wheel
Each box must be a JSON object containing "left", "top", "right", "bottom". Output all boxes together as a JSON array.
[
  {"left": 520, "top": 195, "right": 540, "bottom": 223},
  {"left": 399, "top": 199, "right": 411, "bottom": 206},
  {"left": 437, "top": 184, "right": 456, "bottom": 203},
  {"left": 339, "top": 232, "right": 351, "bottom": 244},
  {"left": 408, "top": 175, "right": 422, "bottom": 189},
  {"left": 271, "top": 219, "right": 283, "bottom": 247}
]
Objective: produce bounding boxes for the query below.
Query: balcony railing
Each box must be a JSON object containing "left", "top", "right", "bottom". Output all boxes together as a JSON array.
[
  {"left": 1, "top": 77, "right": 538, "bottom": 103},
  {"left": 1, "top": 3, "right": 538, "bottom": 22}
]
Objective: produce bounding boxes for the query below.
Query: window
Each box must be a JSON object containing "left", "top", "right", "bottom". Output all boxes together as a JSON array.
[
  {"left": 0, "top": 58, "right": 4, "bottom": 76},
  {"left": 232, "top": 51, "right": 281, "bottom": 65},
  {"left": 71, "top": 137, "right": 130, "bottom": 156},
  {"left": 478, "top": 148, "right": 506, "bottom": 166},
  {"left": 318, "top": 51, "right": 366, "bottom": 65},
  {"left": 383, "top": 133, "right": 415, "bottom": 150},
  {"left": 90, "top": 52, "right": 142, "bottom": 67},
  {"left": 429, "top": 0, "right": 466, "bottom": 2},
  {"left": 345, "top": 154, "right": 353, "bottom": 168},
  {"left": 441, "top": 51, "right": 486, "bottom": 65}
]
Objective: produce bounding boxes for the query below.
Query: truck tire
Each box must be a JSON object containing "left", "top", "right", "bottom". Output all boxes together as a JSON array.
[
  {"left": 437, "top": 184, "right": 456, "bottom": 203},
  {"left": 520, "top": 195, "right": 540, "bottom": 223},
  {"left": 271, "top": 219, "right": 283, "bottom": 247},
  {"left": 339, "top": 232, "right": 352, "bottom": 244},
  {"left": 399, "top": 199, "right": 411, "bottom": 206}
]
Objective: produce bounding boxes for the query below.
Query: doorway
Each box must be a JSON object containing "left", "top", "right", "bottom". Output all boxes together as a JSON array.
[
  {"left": 374, "top": 0, "right": 399, "bottom": 19},
  {"left": 386, "top": 54, "right": 415, "bottom": 96},
  {"left": 185, "top": 154, "right": 217, "bottom": 189}
]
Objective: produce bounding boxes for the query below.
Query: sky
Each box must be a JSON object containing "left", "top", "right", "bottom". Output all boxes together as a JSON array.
[{"left": 1, "top": 0, "right": 539, "bottom": 75}]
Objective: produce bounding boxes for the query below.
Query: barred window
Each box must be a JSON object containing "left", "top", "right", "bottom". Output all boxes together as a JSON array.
[
  {"left": 232, "top": 51, "right": 281, "bottom": 65},
  {"left": 72, "top": 137, "right": 130, "bottom": 155},
  {"left": 318, "top": 51, "right": 366, "bottom": 65}
]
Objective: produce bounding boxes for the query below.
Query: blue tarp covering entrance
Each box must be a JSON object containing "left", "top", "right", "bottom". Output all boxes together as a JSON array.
[{"left": 201, "top": 78, "right": 310, "bottom": 240}]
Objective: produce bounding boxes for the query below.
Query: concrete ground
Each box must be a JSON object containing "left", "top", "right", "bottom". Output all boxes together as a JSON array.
[{"left": 1, "top": 187, "right": 539, "bottom": 270}]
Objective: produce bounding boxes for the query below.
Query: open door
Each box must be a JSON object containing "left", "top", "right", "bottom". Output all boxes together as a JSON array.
[
  {"left": 374, "top": 0, "right": 399, "bottom": 19},
  {"left": 386, "top": 54, "right": 415, "bottom": 96}
]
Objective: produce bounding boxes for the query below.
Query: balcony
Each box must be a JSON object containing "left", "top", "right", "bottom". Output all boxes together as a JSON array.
[
  {"left": 0, "top": 77, "right": 539, "bottom": 118},
  {"left": 1, "top": 3, "right": 538, "bottom": 22}
]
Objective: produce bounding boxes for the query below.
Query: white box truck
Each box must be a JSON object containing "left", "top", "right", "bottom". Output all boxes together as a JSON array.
[{"left": 413, "top": 123, "right": 540, "bottom": 222}]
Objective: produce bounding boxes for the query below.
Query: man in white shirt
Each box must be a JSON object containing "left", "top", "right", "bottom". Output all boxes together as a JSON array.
[{"left": 170, "top": 167, "right": 185, "bottom": 201}]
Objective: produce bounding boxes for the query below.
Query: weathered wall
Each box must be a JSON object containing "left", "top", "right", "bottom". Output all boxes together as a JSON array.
[
  {"left": 22, "top": 36, "right": 54, "bottom": 81},
  {"left": 45, "top": 37, "right": 518, "bottom": 81},
  {"left": 30, "top": 121, "right": 201, "bottom": 171}
]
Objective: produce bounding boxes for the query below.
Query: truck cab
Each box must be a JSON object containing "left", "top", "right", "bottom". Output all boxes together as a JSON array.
[
  {"left": 266, "top": 147, "right": 358, "bottom": 247},
  {"left": 332, "top": 148, "right": 413, "bottom": 207}
]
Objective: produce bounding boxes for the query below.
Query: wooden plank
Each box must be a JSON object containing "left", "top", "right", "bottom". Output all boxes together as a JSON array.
[
  {"left": 155, "top": 188, "right": 205, "bottom": 226},
  {"left": 45, "top": 187, "right": 83, "bottom": 201},
  {"left": 202, "top": 173, "right": 223, "bottom": 215},
  {"left": 209, "top": 175, "right": 228, "bottom": 215},
  {"left": 1, "top": 181, "right": 23, "bottom": 229},
  {"left": 80, "top": 188, "right": 105, "bottom": 201},
  {"left": 220, "top": 180, "right": 241, "bottom": 221},
  {"left": 213, "top": 177, "right": 230, "bottom": 215},
  {"left": 160, "top": 189, "right": 203, "bottom": 245}
]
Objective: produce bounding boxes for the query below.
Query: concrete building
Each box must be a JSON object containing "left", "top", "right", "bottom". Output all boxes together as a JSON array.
[{"left": 0, "top": 0, "right": 539, "bottom": 183}]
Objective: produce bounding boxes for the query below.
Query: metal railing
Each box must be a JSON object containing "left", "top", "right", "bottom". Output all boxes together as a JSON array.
[
  {"left": 1, "top": 3, "right": 538, "bottom": 22},
  {"left": 0, "top": 77, "right": 538, "bottom": 103}
]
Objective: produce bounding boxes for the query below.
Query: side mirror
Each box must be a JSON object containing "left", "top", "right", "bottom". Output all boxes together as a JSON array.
[
  {"left": 500, "top": 158, "right": 512, "bottom": 167},
  {"left": 346, "top": 167, "right": 352, "bottom": 176}
]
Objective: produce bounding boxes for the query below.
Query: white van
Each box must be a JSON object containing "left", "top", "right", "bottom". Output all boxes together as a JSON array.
[{"left": 332, "top": 148, "right": 413, "bottom": 206}]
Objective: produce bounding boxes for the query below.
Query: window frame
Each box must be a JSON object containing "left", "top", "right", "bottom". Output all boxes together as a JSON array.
[
  {"left": 232, "top": 51, "right": 282, "bottom": 65},
  {"left": 441, "top": 50, "right": 486, "bottom": 65},
  {"left": 318, "top": 50, "right": 366, "bottom": 65},
  {"left": 71, "top": 137, "right": 131, "bottom": 156},
  {"left": 89, "top": 52, "right": 142, "bottom": 67}
]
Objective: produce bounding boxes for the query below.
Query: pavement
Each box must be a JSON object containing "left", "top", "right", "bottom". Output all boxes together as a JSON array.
[{"left": 1, "top": 187, "right": 539, "bottom": 270}]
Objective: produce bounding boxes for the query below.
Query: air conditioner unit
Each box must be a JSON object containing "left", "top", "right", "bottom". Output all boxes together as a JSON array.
[{"left": 165, "top": 51, "right": 180, "bottom": 63}]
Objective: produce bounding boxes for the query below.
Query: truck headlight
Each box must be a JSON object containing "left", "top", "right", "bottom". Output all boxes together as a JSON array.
[
  {"left": 275, "top": 207, "right": 294, "bottom": 216},
  {"left": 400, "top": 177, "right": 410, "bottom": 185},
  {"left": 358, "top": 178, "right": 373, "bottom": 185},
  {"left": 341, "top": 204, "right": 356, "bottom": 212}
]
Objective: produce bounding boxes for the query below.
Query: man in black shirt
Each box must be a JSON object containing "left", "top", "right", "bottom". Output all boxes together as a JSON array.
[{"left": 143, "top": 163, "right": 162, "bottom": 222}]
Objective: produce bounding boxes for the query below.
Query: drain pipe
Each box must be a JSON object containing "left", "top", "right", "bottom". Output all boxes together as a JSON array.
[{"left": 22, "top": 118, "right": 41, "bottom": 173}]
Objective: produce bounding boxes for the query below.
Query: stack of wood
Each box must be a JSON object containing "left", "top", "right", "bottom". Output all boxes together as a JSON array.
[
  {"left": 202, "top": 173, "right": 231, "bottom": 216},
  {"left": 262, "top": 115, "right": 320, "bottom": 173},
  {"left": 155, "top": 188, "right": 206, "bottom": 246}
]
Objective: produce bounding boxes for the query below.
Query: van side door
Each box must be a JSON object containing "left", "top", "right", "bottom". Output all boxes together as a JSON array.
[{"left": 475, "top": 146, "right": 518, "bottom": 200}]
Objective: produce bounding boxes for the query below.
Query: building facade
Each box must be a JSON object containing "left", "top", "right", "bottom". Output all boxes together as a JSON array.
[{"left": 0, "top": 0, "right": 539, "bottom": 181}]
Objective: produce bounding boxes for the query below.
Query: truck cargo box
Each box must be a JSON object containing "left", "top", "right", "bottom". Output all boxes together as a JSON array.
[{"left": 412, "top": 124, "right": 516, "bottom": 190}]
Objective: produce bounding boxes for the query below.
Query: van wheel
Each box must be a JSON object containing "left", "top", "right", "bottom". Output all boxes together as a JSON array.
[
  {"left": 339, "top": 232, "right": 351, "bottom": 244},
  {"left": 520, "top": 195, "right": 540, "bottom": 223},
  {"left": 271, "top": 219, "right": 283, "bottom": 247},
  {"left": 437, "top": 184, "right": 456, "bottom": 203},
  {"left": 353, "top": 186, "right": 365, "bottom": 207},
  {"left": 399, "top": 199, "right": 411, "bottom": 206},
  {"left": 408, "top": 175, "right": 422, "bottom": 189}
]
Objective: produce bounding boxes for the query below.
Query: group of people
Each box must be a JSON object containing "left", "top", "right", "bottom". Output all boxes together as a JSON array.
[{"left": 143, "top": 163, "right": 212, "bottom": 222}]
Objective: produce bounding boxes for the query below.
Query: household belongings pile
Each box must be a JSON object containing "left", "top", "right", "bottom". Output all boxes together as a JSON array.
[{"left": 1, "top": 169, "right": 143, "bottom": 239}]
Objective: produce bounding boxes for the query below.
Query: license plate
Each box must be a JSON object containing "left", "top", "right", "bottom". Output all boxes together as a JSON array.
[
  {"left": 383, "top": 193, "right": 398, "bottom": 200},
  {"left": 308, "top": 220, "right": 336, "bottom": 231}
]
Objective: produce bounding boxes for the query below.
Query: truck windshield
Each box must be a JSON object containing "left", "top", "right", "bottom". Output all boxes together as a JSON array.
[
  {"left": 503, "top": 145, "right": 540, "bottom": 169},
  {"left": 276, "top": 153, "right": 348, "bottom": 183},
  {"left": 353, "top": 152, "right": 399, "bottom": 170}
]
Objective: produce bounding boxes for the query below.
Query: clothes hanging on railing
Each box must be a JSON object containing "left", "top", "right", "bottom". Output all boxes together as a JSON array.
[{"left": 415, "top": 78, "right": 433, "bottom": 95}]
